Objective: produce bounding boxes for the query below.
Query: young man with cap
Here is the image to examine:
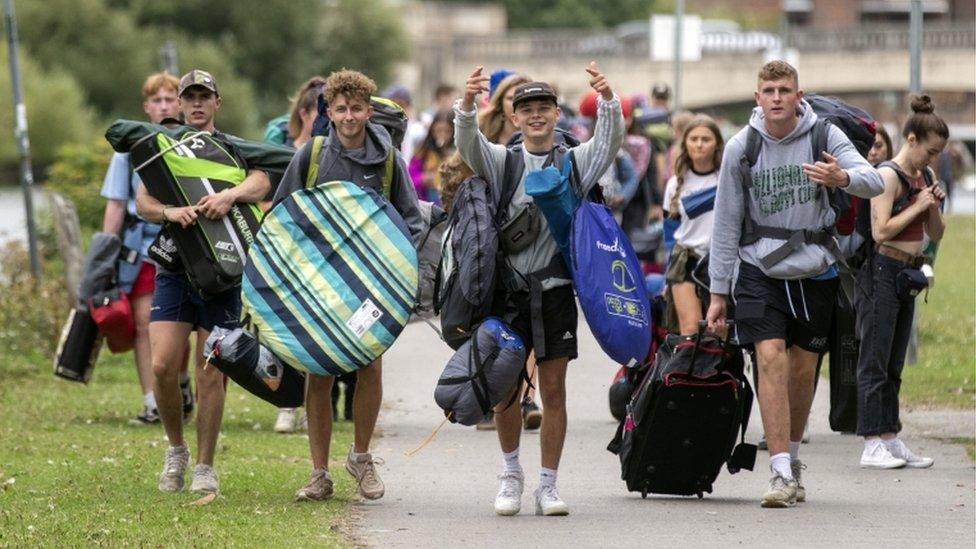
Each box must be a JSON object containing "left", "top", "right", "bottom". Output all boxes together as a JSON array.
[
  {"left": 100, "top": 71, "right": 194, "bottom": 426},
  {"left": 273, "top": 69, "right": 423, "bottom": 503},
  {"left": 136, "top": 69, "right": 272, "bottom": 495},
  {"left": 455, "top": 62, "right": 624, "bottom": 516},
  {"left": 706, "top": 60, "right": 883, "bottom": 508}
]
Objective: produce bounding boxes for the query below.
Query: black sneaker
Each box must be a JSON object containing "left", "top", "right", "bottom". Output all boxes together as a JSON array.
[
  {"left": 131, "top": 406, "right": 160, "bottom": 425},
  {"left": 181, "top": 378, "right": 195, "bottom": 424},
  {"left": 522, "top": 398, "right": 542, "bottom": 431}
]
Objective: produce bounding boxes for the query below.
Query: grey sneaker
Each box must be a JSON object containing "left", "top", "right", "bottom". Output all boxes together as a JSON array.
[
  {"left": 295, "top": 468, "right": 334, "bottom": 502},
  {"left": 494, "top": 470, "right": 524, "bottom": 516},
  {"left": 886, "top": 438, "right": 934, "bottom": 469},
  {"left": 345, "top": 448, "right": 385, "bottom": 500},
  {"left": 534, "top": 484, "right": 569, "bottom": 516},
  {"left": 791, "top": 459, "right": 807, "bottom": 503},
  {"left": 190, "top": 464, "right": 219, "bottom": 494},
  {"left": 158, "top": 445, "right": 190, "bottom": 492},
  {"left": 131, "top": 406, "right": 160, "bottom": 425},
  {"left": 760, "top": 473, "right": 798, "bottom": 508}
]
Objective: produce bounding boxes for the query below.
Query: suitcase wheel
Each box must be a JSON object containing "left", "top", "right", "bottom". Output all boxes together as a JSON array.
[
  {"left": 641, "top": 488, "right": 648, "bottom": 499},
  {"left": 697, "top": 491, "right": 703, "bottom": 499}
]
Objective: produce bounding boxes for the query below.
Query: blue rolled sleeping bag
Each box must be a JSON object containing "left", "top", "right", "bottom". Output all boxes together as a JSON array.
[{"left": 523, "top": 154, "right": 579, "bottom": 260}]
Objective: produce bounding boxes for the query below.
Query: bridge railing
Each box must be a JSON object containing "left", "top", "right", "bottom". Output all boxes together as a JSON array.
[{"left": 450, "top": 24, "right": 975, "bottom": 60}]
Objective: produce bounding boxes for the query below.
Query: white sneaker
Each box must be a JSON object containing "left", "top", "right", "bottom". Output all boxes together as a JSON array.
[
  {"left": 534, "top": 484, "right": 569, "bottom": 516},
  {"left": 158, "top": 445, "right": 190, "bottom": 492},
  {"left": 274, "top": 408, "right": 298, "bottom": 433},
  {"left": 494, "top": 470, "right": 523, "bottom": 516},
  {"left": 860, "top": 441, "right": 907, "bottom": 469},
  {"left": 886, "top": 438, "right": 934, "bottom": 469},
  {"left": 190, "top": 464, "right": 220, "bottom": 494}
]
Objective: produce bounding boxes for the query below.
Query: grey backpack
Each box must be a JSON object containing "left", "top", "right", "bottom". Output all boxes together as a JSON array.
[
  {"left": 434, "top": 317, "right": 527, "bottom": 426},
  {"left": 414, "top": 200, "right": 448, "bottom": 318}
]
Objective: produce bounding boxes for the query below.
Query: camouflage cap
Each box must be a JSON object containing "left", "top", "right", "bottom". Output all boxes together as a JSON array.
[{"left": 178, "top": 69, "right": 219, "bottom": 97}]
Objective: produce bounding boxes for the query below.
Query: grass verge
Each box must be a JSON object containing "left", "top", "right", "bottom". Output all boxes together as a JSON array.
[{"left": 0, "top": 350, "right": 355, "bottom": 546}]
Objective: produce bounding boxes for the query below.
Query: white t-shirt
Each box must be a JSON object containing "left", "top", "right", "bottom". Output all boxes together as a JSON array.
[{"left": 663, "top": 169, "right": 718, "bottom": 257}]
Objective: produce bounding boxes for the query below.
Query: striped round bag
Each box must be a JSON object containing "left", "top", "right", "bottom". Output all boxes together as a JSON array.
[{"left": 242, "top": 180, "right": 418, "bottom": 376}]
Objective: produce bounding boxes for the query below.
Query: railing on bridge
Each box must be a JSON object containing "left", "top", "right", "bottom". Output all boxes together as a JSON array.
[{"left": 450, "top": 24, "right": 975, "bottom": 60}]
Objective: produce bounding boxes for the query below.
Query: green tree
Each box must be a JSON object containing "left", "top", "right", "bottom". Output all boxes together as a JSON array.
[
  {"left": 0, "top": 44, "right": 97, "bottom": 167},
  {"left": 313, "top": 0, "right": 410, "bottom": 88}
]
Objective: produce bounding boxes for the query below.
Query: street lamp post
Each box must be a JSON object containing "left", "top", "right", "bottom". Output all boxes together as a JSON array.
[{"left": 3, "top": 0, "right": 41, "bottom": 280}]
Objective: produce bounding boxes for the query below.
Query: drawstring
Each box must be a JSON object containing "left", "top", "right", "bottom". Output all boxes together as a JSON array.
[
  {"left": 784, "top": 280, "right": 798, "bottom": 319},
  {"left": 404, "top": 412, "right": 453, "bottom": 457},
  {"left": 798, "top": 279, "right": 811, "bottom": 322}
]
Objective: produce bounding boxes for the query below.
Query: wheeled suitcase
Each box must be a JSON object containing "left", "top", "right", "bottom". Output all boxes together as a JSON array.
[
  {"left": 608, "top": 322, "right": 756, "bottom": 498},
  {"left": 130, "top": 131, "right": 262, "bottom": 298},
  {"left": 828, "top": 293, "right": 859, "bottom": 432},
  {"left": 54, "top": 307, "right": 103, "bottom": 383}
]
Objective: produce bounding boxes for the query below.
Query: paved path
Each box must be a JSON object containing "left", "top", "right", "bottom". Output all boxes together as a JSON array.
[{"left": 355, "top": 317, "right": 975, "bottom": 548}]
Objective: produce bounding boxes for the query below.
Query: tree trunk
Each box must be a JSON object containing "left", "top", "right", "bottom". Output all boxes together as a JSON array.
[{"left": 47, "top": 191, "right": 83, "bottom": 306}]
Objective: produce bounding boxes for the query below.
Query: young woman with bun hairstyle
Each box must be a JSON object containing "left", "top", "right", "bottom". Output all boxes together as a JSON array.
[
  {"left": 662, "top": 114, "right": 724, "bottom": 334},
  {"left": 855, "top": 95, "right": 948, "bottom": 470}
]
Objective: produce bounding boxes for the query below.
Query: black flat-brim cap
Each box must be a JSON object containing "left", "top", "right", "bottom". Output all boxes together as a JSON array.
[{"left": 512, "top": 82, "right": 558, "bottom": 110}]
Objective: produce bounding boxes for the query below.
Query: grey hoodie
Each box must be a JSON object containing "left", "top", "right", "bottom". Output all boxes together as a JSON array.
[
  {"left": 273, "top": 121, "right": 423, "bottom": 244},
  {"left": 708, "top": 100, "right": 884, "bottom": 294},
  {"left": 454, "top": 95, "right": 624, "bottom": 290}
]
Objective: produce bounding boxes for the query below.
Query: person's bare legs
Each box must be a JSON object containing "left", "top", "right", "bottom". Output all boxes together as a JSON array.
[
  {"left": 671, "top": 281, "right": 705, "bottom": 335},
  {"left": 754, "top": 339, "right": 791, "bottom": 456},
  {"left": 306, "top": 373, "right": 335, "bottom": 469},
  {"left": 495, "top": 383, "right": 523, "bottom": 453},
  {"left": 193, "top": 328, "right": 225, "bottom": 466},
  {"left": 788, "top": 347, "right": 820, "bottom": 442},
  {"left": 537, "top": 358, "right": 568, "bottom": 470},
  {"left": 151, "top": 320, "right": 194, "bottom": 447},
  {"left": 131, "top": 293, "right": 155, "bottom": 397},
  {"left": 353, "top": 358, "right": 382, "bottom": 453}
]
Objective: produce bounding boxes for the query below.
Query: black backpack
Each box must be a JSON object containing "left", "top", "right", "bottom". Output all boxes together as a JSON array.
[{"left": 739, "top": 94, "right": 877, "bottom": 270}]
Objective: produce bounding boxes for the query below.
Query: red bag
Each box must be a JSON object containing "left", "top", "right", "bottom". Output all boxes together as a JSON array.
[{"left": 89, "top": 288, "right": 135, "bottom": 353}]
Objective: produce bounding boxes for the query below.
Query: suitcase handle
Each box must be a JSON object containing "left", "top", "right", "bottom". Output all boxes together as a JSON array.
[{"left": 688, "top": 320, "right": 735, "bottom": 375}]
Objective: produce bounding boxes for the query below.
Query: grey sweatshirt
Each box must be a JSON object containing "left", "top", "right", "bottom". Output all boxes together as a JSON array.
[
  {"left": 454, "top": 95, "right": 625, "bottom": 290},
  {"left": 708, "top": 100, "right": 884, "bottom": 294},
  {"left": 273, "top": 121, "right": 423, "bottom": 245}
]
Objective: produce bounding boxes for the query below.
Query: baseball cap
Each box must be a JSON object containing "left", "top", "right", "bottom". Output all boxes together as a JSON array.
[
  {"left": 382, "top": 83, "right": 411, "bottom": 104},
  {"left": 511, "top": 82, "right": 558, "bottom": 110},
  {"left": 178, "top": 69, "right": 219, "bottom": 97}
]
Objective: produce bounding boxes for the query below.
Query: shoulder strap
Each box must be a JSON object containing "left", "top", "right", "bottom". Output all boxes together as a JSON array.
[
  {"left": 304, "top": 136, "right": 325, "bottom": 189},
  {"left": 382, "top": 147, "right": 395, "bottom": 200},
  {"left": 498, "top": 146, "right": 525, "bottom": 223},
  {"left": 743, "top": 126, "right": 762, "bottom": 169},
  {"left": 810, "top": 119, "right": 829, "bottom": 165},
  {"left": 877, "top": 160, "right": 917, "bottom": 214}
]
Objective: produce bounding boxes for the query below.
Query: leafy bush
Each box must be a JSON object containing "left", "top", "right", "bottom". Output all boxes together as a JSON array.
[
  {"left": 43, "top": 140, "right": 113, "bottom": 233},
  {"left": 0, "top": 241, "right": 69, "bottom": 363},
  {"left": 0, "top": 44, "right": 98, "bottom": 167}
]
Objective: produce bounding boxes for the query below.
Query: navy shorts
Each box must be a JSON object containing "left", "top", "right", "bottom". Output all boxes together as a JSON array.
[
  {"left": 733, "top": 262, "right": 837, "bottom": 353},
  {"left": 149, "top": 272, "right": 241, "bottom": 333}
]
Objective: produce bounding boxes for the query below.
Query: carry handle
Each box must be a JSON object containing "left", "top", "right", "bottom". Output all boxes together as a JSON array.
[{"left": 687, "top": 320, "right": 736, "bottom": 375}]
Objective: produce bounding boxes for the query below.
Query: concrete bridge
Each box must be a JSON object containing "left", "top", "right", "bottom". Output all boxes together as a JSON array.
[{"left": 406, "top": 24, "right": 975, "bottom": 124}]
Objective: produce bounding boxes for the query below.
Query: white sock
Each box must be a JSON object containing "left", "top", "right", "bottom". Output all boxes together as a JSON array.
[
  {"left": 502, "top": 448, "right": 521, "bottom": 474},
  {"left": 350, "top": 447, "right": 369, "bottom": 460},
  {"left": 143, "top": 391, "right": 157, "bottom": 410},
  {"left": 539, "top": 467, "right": 557, "bottom": 488},
  {"left": 770, "top": 452, "right": 793, "bottom": 480},
  {"left": 788, "top": 440, "right": 801, "bottom": 461}
]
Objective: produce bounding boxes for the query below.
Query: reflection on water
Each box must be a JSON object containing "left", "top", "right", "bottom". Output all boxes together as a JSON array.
[{"left": 0, "top": 186, "right": 47, "bottom": 245}]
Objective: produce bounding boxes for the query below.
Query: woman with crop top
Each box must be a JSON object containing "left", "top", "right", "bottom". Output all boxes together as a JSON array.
[
  {"left": 855, "top": 95, "right": 947, "bottom": 470},
  {"left": 662, "top": 115, "right": 723, "bottom": 335}
]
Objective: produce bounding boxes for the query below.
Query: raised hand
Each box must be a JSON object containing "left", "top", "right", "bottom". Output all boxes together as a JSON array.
[
  {"left": 461, "top": 66, "right": 490, "bottom": 112},
  {"left": 585, "top": 61, "right": 614, "bottom": 101},
  {"left": 802, "top": 152, "right": 850, "bottom": 188}
]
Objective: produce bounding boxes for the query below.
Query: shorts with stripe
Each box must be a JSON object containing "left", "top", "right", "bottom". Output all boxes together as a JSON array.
[{"left": 732, "top": 261, "right": 837, "bottom": 353}]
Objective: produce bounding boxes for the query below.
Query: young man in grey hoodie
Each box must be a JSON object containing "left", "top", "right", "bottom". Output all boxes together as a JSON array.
[
  {"left": 706, "top": 61, "right": 884, "bottom": 508},
  {"left": 273, "top": 69, "right": 423, "bottom": 503},
  {"left": 455, "top": 63, "right": 624, "bottom": 516}
]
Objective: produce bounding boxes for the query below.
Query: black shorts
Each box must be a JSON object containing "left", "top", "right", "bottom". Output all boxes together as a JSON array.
[
  {"left": 733, "top": 262, "right": 837, "bottom": 353},
  {"left": 503, "top": 284, "right": 578, "bottom": 362}
]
